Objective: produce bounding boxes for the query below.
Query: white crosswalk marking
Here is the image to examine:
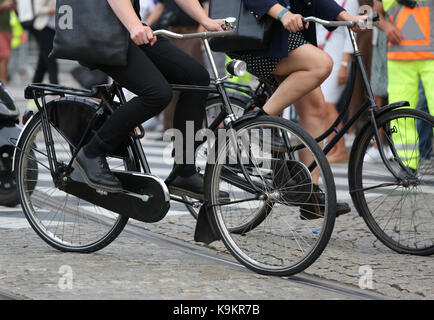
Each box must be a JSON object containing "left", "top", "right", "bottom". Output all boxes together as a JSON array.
[{"left": 0, "top": 131, "right": 406, "bottom": 229}]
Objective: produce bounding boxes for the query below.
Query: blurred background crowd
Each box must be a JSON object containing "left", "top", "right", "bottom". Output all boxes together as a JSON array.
[{"left": 0, "top": 0, "right": 431, "bottom": 164}]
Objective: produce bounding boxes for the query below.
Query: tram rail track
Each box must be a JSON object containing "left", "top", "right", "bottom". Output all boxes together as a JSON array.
[
  {"left": 9, "top": 193, "right": 388, "bottom": 300},
  {"left": 123, "top": 221, "right": 387, "bottom": 300}
]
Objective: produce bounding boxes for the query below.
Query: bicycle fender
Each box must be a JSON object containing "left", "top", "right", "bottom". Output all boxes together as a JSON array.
[
  {"left": 12, "top": 111, "right": 38, "bottom": 169},
  {"left": 374, "top": 101, "right": 410, "bottom": 118},
  {"left": 232, "top": 107, "right": 267, "bottom": 127}
]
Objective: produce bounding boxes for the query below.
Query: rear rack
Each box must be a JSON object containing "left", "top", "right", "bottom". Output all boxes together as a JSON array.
[{"left": 24, "top": 83, "right": 99, "bottom": 99}]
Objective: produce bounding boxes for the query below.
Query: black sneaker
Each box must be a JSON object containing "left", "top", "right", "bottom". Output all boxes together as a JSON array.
[
  {"left": 72, "top": 149, "right": 122, "bottom": 193},
  {"left": 300, "top": 184, "right": 351, "bottom": 220}
]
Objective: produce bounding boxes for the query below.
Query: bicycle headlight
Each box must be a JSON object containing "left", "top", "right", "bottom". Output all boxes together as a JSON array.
[{"left": 226, "top": 60, "right": 247, "bottom": 77}]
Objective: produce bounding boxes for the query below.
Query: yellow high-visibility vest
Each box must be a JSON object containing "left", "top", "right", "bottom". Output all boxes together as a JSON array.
[{"left": 384, "top": 0, "right": 434, "bottom": 60}]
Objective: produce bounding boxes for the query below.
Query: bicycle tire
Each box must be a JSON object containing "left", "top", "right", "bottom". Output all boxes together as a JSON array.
[
  {"left": 205, "top": 115, "right": 337, "bottom": 276},
  {"left": 14, "top": 112, "right": 133, "bottom": 253},
  {"left": 349, "top": 108, "right": 434, "bottom": 256}
]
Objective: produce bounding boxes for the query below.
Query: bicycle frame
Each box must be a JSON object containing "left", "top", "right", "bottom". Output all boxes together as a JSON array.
[{"left": 23, "top": 26, "right": 270, "bottom": 205}]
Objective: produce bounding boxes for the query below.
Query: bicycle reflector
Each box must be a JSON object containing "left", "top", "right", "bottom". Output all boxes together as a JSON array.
[{"left": 226, "top": 60, "right": 247, "bottom": 77}]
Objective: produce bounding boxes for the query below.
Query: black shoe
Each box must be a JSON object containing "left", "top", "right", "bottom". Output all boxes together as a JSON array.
[
  {"left": 72, "top": 149, "right": 122, "bottom": 193},
  {"left": 165, "top": 170, "right": 229, "bottom": 202},
  {"left": 300, "top": 184, "right": 351, "bottom": 220}
]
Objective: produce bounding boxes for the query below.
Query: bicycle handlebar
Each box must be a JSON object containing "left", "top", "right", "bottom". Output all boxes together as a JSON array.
[
  {"left": 153, "top": 17, "right": 237, "bottom": 40},
  {"left": 303, "top": 12, "right": 379, "bottom": 28},
  {"left": 153, "top": 29, "right": 236, "bottom": 40}
]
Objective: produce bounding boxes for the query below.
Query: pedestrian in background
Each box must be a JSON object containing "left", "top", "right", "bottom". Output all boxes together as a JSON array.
[
  {"left": 376, "top": 0, "right": 434, "bottom": 170},
  {"left": 347, "top": 0, "right": 374, "bottom": 133},
  {"left": 30, "top": 0, "right": 58, "bottom": 84},
  {"left": 0, "top": 0, "right": 15, "bottom": 84},
  {"left": 317, "top": 0, "right": 359, "bottom": 163}
]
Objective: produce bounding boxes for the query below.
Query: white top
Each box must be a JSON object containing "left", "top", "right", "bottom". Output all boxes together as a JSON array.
[
  {"left": 316, "top": 0, "right": 359, "bottom": 66},
  {"left": 317, "top": 0, "right": 359, "bottom": 104},
  {"left": 140, "top": 0, "right": 156, "bottom": 22}
]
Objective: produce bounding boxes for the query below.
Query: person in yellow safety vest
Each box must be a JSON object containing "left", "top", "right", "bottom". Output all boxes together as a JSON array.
[
  {"left": 10, "top": 11, "right": 24, "bottom": 50},
  {"left": 375, "top": 0, "right": 434, "bottom": 170}
]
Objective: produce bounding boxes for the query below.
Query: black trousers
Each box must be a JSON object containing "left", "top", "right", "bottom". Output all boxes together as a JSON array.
[
  {"left": 89, "top": 37, "right": 210, "bottom": 176},
  {"left": 31, "top": 27, "right": 59, "bottom": 84}
]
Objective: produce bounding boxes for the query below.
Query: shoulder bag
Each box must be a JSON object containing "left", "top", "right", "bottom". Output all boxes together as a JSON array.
[
  {"left": 50, "top": 0, "right": 134, "bottom": 67},
  {"left": 208, "top": 0, "right": 276, "bottom": 53}
]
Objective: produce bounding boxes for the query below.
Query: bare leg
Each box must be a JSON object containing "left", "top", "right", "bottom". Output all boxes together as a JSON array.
[
  {"left": 263, "top": 44, "right": 333, "bottom": 116},
  {"left": 261, "top": 45, "right": 332, "bottom": 184},
  {"left": 0, "top": 58, "right": 8, "bottom": 84},
  {"left": 324, "top": 102, "right": 349, "bottom": 163},
  {"left": 293, "top": 88, "right": 329, "bottom": 183}
]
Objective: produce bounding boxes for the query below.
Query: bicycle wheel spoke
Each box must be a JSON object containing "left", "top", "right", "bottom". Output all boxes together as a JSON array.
[
  {"left": 16, "top": 114, "right": 129, "bottom": 252},
  {"left": 207, "top": 117, "right": 335, "bottom": 276}
]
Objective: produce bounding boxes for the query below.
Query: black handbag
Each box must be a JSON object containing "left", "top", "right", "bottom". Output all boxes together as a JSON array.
[
  {"left": 208, "top": 0, "right": 275, "bottom": 53},
  {"left": 50, "top": 0, "right": 133, "bottom": 67}
]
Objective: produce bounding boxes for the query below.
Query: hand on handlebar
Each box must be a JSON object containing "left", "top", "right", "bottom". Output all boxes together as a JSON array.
[
  {"left": 338, "top": 10, "right": 370, "bottom": 31},
  {"left": 281, "top": 12, "right": 309, "bottom": 33},
  {"left": 130, "top": 24, "right": 157, "bottom": 46},
  {"left": 351, "top": 15, "right": 371, "bottom": 32},
  {"left": 201, "top": 18, "right": 227, "bottom": 32}
]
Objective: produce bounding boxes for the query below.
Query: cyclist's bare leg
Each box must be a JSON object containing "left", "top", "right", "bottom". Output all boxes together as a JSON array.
[
  {"left": 262, "top": 44, "right": 332, "bottom": 116},
  {"left": 293, "top": 87, "right": 329, "bottom": 184}
]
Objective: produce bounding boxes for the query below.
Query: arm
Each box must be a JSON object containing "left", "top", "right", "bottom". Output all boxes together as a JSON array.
[
  {"left": 146, "top": 2, "right": 165, "bottom": 27},
  {"left": 242, "top": 0, "right": 310, "bottom": 33},
  {"left": 34, "top": 0, "right": 55, "bottom": 16},
  {"left": 0, "top": 0, "right": 16, "bottom": 11},
  {"left": 197, "top": 1, "right": 209, "bottom": 33},
  {"left": 174, "top": 0, "right": 224, "bottom": 31},
  {"left": 373, "top": 0, "right": 402, "bottom": 45},
  {"left": 107, "top": 0, "right": 157, "bottom": 46}
]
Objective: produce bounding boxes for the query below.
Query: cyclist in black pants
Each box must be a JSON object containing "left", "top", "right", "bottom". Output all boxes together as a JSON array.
[{"left": 73, "top": 0, "right": 225, "bottom": 198}]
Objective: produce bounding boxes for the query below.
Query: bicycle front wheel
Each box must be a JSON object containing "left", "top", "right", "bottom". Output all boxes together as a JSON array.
[
  {"left": 349, "top": 108, "right": 434, "bottom": 255},
  {"left": 15, "top": 113, "right": 132, "bottom": 253},
  {"left": 184, "top": 94, "right": 249, "bottom": 220},
  {"left": 205, "top": 115, "right": 337, "bottom": 276}
]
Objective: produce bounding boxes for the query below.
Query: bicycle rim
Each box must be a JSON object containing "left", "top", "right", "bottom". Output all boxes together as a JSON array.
[
  {"left": 16, "top": 114, "right": 129, "bottom": 252},
  {"left": 351, "top": 109, "right": 434, "bottom": 255},
  {"left": 206, "top": 116, "right": 336, "bottom": 276}
]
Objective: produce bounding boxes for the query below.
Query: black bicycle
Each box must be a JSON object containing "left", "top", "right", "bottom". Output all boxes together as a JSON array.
[
  {"left": 197, "top": 15, "right": 434, "bottom": 256},
  {"left": 13, "top": 21, "right": 337, "bottom": 277}
]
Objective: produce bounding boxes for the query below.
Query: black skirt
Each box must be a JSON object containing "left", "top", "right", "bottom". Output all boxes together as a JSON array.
[{"left": 230, "top": 31, "right": 309, "bottom": 87}]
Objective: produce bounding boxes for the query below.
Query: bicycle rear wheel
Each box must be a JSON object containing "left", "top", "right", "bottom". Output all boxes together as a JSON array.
[
  {"left": 15, "top": 113, "right": 133, "bottom": 253},
  {"left": 205, "top": 115, "right": 336, "bottom": 276},
  {"left": 349, "top": 108, "right": 434, "bottom": 255}
]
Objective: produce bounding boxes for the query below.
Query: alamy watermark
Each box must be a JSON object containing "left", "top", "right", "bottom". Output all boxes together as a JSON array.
[
  {"left": 58, "top": 265, "right": 74, "bottom": 290},
  {"left": 57, "top": 5, "right": 73, "bottom": 30},
  {"left": 358, "top": 265, "right": 374, "bottom": 290},
  {"left": 162, "top": 121, "right": 273, "bottom": 166}
]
